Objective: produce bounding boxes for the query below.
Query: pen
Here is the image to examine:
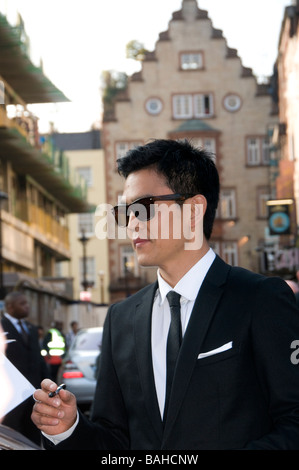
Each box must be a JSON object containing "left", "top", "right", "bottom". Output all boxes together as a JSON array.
[{"left": 49, "top": 383, "right": 66, "bottom": 398}]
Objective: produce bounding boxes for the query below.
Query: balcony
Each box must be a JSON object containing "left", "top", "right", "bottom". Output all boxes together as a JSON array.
[
  {"left": 1, "top": 206, "right": 71, "bottom": 273},
  {"left": 28, "top": 204, "right": 70, "bottom": 258},
  {"left": 0, "top": 115, "right": 91, "bottom": 213}
]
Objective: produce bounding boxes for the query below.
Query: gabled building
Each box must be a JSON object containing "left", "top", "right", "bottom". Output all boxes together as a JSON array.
[
  {"left": 103, "top": 0, "right": 278, "bottom": 302},
  {"left": 0, "top": 13, "right": 94, "bottom": 328}
]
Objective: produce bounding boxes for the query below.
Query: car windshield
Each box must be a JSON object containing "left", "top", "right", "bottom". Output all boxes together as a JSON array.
[{"left": 72, "top": 330, "right": 102, "bottom": 351}]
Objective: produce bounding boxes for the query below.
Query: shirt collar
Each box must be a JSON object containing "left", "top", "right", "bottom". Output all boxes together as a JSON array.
[
  {"left": 157, "top": 248, "right": 216, "bottom": 305},
  {"left": 4, "top": 313, "right": 26, "bottom": 327}
]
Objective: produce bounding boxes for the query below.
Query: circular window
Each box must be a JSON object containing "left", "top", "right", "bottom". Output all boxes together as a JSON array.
[
  {"left": 223, "top": 94, "right": 242, "bottom": 112},
  {"left": 145, "top": 98, "right": 163, "bottom": 115}
]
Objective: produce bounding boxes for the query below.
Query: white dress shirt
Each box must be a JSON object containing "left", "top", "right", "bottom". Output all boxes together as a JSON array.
[
  {"left": 4, "top": 313, "right": 29, "bottom": 335},
  {"left": 152, "top": 248, "right": 215, "bottom": 416},
  {"left": 45, "top": 248, "right": 216, "bottom": 443}
]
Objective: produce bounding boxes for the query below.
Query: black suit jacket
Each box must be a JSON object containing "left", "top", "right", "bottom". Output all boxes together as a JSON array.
[
  {"left": 1, "top": 315, "right": 48, "bottom": 444},
  {"left": 48, "top": 256, "right": 299, "bottom": 450}
]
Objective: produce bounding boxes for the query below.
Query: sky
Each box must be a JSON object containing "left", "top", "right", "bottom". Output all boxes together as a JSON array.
[{"left": 1, "top": 0, "right": 292, "bottom": 133}]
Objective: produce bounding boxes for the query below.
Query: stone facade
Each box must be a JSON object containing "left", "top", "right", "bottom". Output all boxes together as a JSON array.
[{"left": 103, "top": 0, "right": 278, "bottom": 301}]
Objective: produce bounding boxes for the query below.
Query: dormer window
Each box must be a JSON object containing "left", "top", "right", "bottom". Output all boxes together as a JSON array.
[{"left": 180, "top": 52, "right": 203, "bottom": 70}]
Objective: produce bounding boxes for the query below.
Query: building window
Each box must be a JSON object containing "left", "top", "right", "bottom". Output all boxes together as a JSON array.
[
  {"left": 223, "top": 94, "right": 242, "bottom": 112},
  {"left": 78, "top": 213, "right": 94, "bottom": 236},
  {"left": 192, "top": 137, "right": 216, "bottom": 159},
  {"left": 209, "top": 241, "right": 220, "bottom": 256},
  {"left": 261, "top": 138, "right": 271, "bottom": 164},
  {"left": 194, "top": 94, "right": 213, "bottom": 118},
  {"left": 222, "top": 242, "right": 238, "bottom": 266},
  {"left": 246, "top": 137, "right": 270, "bottom": 166},
  {"left": 173, "top": 93, "right": 214, "bottom": 119},
  {"left": 180, "top": 52, "right": 203, "bottom": 70},
  {"left": 257, "top": 187, "right": 270, "bottom": 219},
  {"left": 145, "top": 97, "right": 163, "bottom": 115},
  {"left": 77, "top": 166, "right": 92, "bottom": 187},
  {"left": 173, "top": 95, "right": 193, "bottom": 119},
  {"left": 120, "top": 245, "right": 139, "bottom": 277},
  {"left": 210, "top": 241, "right": 238, "bottom": 266},
  {"left": 219, "top": 189, "right": 237, "bottom": 219},
  {"left": 115, "top": 141, "right": 143, "bottom": 160}
]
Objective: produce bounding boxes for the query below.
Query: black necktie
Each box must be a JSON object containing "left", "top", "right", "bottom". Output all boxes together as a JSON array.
[
  {"left": 163, "top": 291, "right": 182, "bottom": 423},
  {"left": 18, "top": 320, "right": 29, "bottom": 345}
]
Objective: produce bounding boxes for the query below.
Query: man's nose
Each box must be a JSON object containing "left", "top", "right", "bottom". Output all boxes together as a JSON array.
[
  {"left": 127, "top": 211, "right": 149, "bottom": 239},
  {"left": 127, "top": 210, "right": 140, "bottom": 233}
]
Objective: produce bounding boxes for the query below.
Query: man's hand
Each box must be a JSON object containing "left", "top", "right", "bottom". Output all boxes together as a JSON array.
[{"left": 31, "top": 379, "right": 77, "bottom": 436}]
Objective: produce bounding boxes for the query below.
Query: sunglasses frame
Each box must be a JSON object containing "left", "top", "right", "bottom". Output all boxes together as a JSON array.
[{"left": 112, "top": 193, "right": 196, "bottom": 227}]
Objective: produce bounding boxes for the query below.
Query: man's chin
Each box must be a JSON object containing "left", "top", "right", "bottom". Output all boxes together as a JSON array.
[{"left": 136, "top": 254, "right": 157, "bottom": 268}]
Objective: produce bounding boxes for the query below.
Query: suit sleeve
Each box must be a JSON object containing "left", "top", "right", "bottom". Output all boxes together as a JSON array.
[
  {"left": 245, "top": 277, "right": 299, "bottom": 449},
  {"left": 46, "top": 306, "right": 129, "bottom": 450}
]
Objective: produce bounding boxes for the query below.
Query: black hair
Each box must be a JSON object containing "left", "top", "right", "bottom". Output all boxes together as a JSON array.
[{"left": 117, "top": 139, "right": 219, "bottom": 240}]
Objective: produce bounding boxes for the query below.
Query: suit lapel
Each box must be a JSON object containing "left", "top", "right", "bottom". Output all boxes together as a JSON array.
[
  {"left": 162, "top": 256, "right": 231, "bottom": 443},
  {"left": 134, "top": 281, "right": 164, "bottom": 441}
]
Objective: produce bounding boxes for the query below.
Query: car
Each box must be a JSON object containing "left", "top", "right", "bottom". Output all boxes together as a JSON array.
[{"left": 57, "top": 326, "right": 103, "bottom": 412}]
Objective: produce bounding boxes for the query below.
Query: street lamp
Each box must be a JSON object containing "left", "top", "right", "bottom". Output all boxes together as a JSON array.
[
  {"left": 0, "top": 191, "right": 8, "bottom": 299},
  {"left": 78, "top": 228, "right": 94, "bottom": 294},
  {"left": 98, "top": 270, "right": 105, "bottom": 304}
]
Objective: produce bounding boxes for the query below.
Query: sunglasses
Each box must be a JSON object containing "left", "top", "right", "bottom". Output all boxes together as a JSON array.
[{"left": 112, "top": 193, "right": 196, "bottom": 227}]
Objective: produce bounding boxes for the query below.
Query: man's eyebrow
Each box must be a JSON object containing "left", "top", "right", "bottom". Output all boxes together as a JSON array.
[{"left": 119, "top": 194, "right": 153, "bottom": 205}]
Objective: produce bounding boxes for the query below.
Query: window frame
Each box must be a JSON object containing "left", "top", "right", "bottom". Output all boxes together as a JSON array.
[
  {"left": 76, "top": 166, "right": 93, "bottom": 187},
  {"left": 78, "top": 212, "right": 94, "bottom": 237},
  {"left": 180, "top": 51, "right": 204, "bottom": 71},
  {"left": 246, "top": 136, "right": 271, "bottom": 166},
  {"left": 115, "top": 141, "right": 144, "bottom": 162},
  {"left": 172, "top": 92, "right": 214, "bottom": 119},
  {"left": 219, "top": 188, "right": 237, "bottom": 219}
]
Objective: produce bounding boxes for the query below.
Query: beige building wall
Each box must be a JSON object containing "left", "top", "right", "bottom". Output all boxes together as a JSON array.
[
  {"left": 59, "top": 148, "right": 110, "bottom": 304},
  {"left": 278, "top": 4, "right": 299, "bottom": 222},
  {"left": 103, "top": 0, "right": 278, "bottom": 299}
]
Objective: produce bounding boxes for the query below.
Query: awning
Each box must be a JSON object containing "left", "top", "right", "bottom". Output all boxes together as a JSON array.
[{"left": 169, "top": 119, "right": 220, "bottom": 134}]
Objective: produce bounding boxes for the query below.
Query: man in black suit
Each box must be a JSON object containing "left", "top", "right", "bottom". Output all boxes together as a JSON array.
[
  {"left": 1, "top": 291, "right": 48, "bottom": 445},
  {"left": 32, "top": 139, "right": 299, "bottom": 449}
]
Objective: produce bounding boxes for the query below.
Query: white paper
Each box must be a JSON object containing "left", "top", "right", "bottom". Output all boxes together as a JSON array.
[{"left": 0, "top": 352, "right": 36, "bottom": 418}]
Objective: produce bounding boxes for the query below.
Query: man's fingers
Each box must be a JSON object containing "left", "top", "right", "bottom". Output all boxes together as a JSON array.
[{"left": 41, "top": 378, "right": 57, "bottom": 393}]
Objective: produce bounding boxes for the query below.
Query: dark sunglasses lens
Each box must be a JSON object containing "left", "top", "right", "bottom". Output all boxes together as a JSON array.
[
  {"left": 114, "top": 206, "right": 128, "bottom": 227},
  {"left": 130, "top": 202, "right": 154, "bottom": 222},
  {"left": 114, "top": 199, "right": 157, "bottom": 227}
]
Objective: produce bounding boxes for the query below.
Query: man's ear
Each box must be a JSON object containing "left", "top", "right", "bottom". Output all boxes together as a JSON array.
[{"left": 190, "top": 194, "right": 207, "bottom": 230}]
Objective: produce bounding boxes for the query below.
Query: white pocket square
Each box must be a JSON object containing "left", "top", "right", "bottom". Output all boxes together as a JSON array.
[{"left": 198, "top": 341, "right": 233, "bottom": 359}]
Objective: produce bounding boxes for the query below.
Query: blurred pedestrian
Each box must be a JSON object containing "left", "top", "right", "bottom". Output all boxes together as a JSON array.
[
  {"left": 42, "top": 321, "right": 66, "bottom": 382},
  {"left": 66, "top": 321, "right": 79, "bottom": 349},
  {"left": 37, "top": 325, "right": 45, "bottom": 350},
  {"left": 1, "top": 291, "right": 48, "bottom": 445}
]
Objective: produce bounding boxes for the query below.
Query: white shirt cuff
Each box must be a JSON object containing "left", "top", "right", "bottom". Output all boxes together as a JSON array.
[{"left": 42, "top": 411, "right": 79, "bottom": 445}]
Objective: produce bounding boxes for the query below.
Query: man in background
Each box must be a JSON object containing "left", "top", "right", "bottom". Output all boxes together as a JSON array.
[
  {"left": 1, "top": 291, "right": 48, "bottom": 445},
  {"left": 66, "top": 321, "right": 79, "bottom": 349}
]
